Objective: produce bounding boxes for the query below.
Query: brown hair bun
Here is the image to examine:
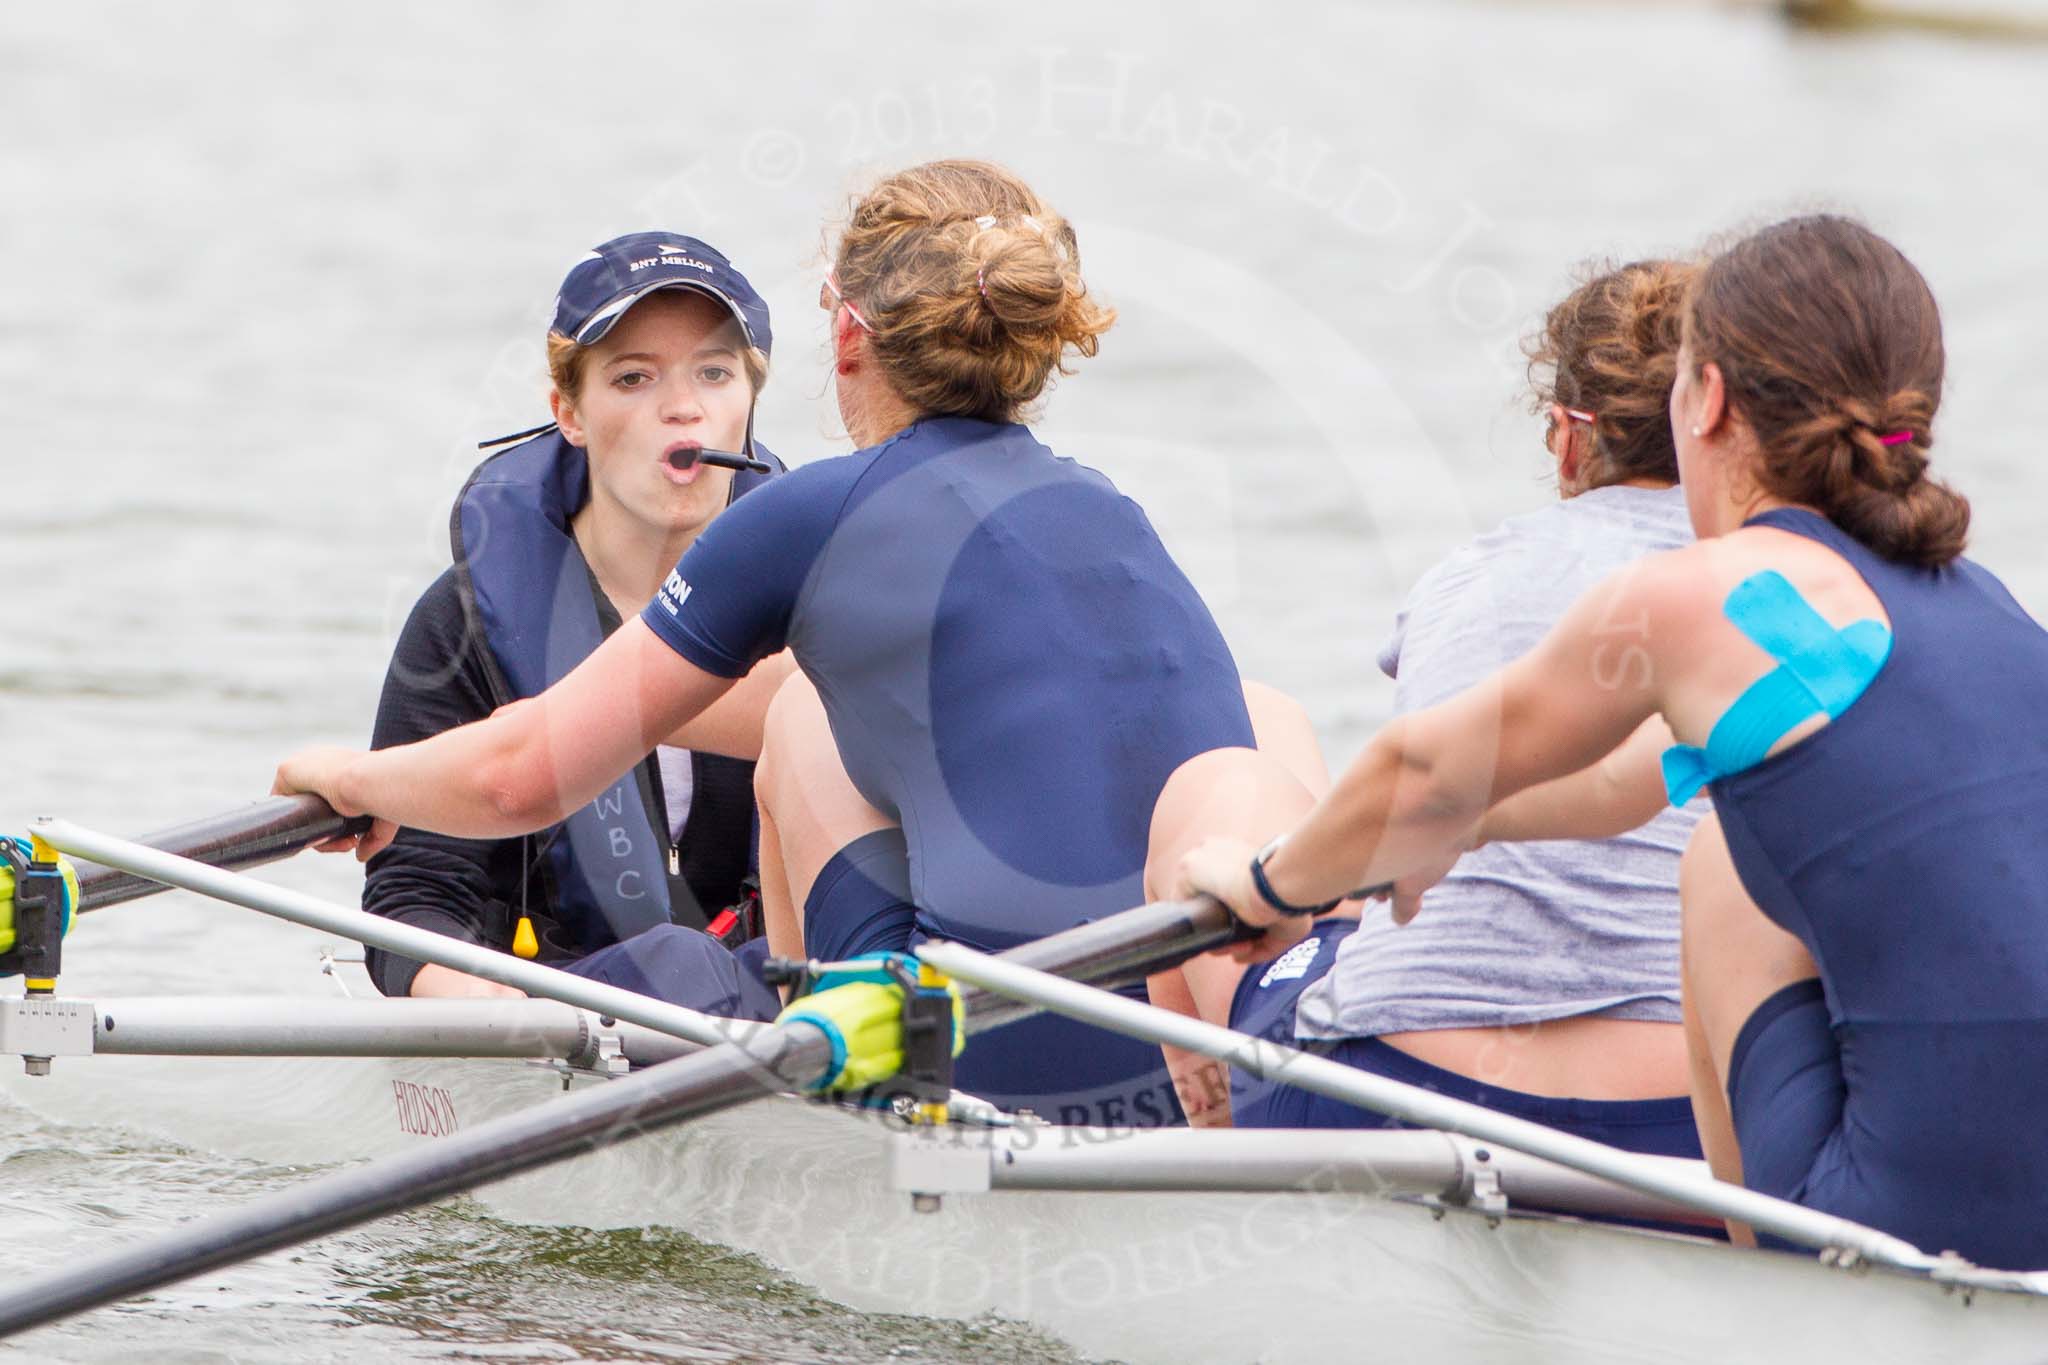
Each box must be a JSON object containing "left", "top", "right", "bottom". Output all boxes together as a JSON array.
[{"left": 1685, "top": 215, "right": 1968, "bottom": 567}]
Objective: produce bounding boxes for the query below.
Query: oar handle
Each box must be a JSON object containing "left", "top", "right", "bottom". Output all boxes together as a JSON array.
[
  {"left": 960, "top": 882, "right": 1392, "bottom": 1034},
  {"left": 72, "top": 795, "right": 369, "bottom": 912},
  {"left": 1000, "top": 895, "right": 1243, "bottom": 977}
]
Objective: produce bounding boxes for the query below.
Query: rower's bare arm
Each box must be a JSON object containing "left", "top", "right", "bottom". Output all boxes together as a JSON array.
[
  {"left": 278, "top": 618, "right": 735, "bottom": 848},
  {"left": 1478, "top": 714, "right": 1675, "bottom": 844},
  {"left": 662, "top": 650, "right": 796, "bottom": 760},
  {"left": 408, "top": 963, "right": 527, "bottom": 1000},
  {"left": 1195, "top": 554, "right": 1686, "bottom": 922},
  {"left": 1475, "top": 554, "right": 1684, "bottom": 801}
]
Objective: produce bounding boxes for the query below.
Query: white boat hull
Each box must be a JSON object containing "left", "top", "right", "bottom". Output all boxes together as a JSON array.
[{"left": 4, "top": 1047, "right": 2043, "bottom": 1364}]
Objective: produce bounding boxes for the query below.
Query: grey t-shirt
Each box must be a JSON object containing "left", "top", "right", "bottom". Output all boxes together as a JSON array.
[{"left": 1295, "top": 484, "right": 1704, "bottom": 1040}]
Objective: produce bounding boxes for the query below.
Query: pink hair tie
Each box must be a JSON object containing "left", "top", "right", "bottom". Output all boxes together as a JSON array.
[
  {"left": 1880, "top": 430, "right": 1914, "bottom": 446},
  {"left": 976, "top": 266, "right": 990, "bottom": 306}
]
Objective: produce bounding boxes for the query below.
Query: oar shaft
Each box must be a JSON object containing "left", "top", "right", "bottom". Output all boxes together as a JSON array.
[
  {"left": 44, "top": 816, "right": 1253, "bottom": 1050},
  {"left": 0, "top": 873, "right": 1255, "bottom": 1339},
  {"left": 72, "top": 795, "right": 368, "bottom": 913},
  {"left": 33, "top": 818, "right": 734, "bottom": 1049},
  {"left": 917, "top": 938, "right": 1941, "bottom": 1273},
  {"left": 0, "top": 1026, "right": 831, "bottom": 1339},
  {"left": 957, "top": 895, "right": 1244, "bottom": 1034}
]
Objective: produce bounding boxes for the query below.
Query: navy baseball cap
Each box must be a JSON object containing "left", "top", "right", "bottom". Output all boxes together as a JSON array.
[{"left": 551, "top": 232, "right": 772, "bottom": 357}]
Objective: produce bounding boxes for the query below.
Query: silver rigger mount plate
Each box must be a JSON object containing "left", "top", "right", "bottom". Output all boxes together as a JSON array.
[{"left": 0, "top": 997, "right": 97, "bottom": 1072}]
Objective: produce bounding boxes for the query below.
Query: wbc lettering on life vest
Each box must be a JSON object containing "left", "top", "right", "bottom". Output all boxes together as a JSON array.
[{"left": 592, "top": 782, "right": 649, "bottom": 903}]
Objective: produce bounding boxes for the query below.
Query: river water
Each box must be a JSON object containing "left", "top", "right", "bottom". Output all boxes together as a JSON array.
[{"left": 1, "top": 1, "right": 2044, "bottom": 1360}]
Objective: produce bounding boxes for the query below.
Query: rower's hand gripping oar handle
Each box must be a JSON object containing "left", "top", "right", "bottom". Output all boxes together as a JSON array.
[
  {"left": 966, "top": 885, "right": 1388, "bottom": 1037},
  {"left": 69, "top": 794, "right": 371, "bottom": 913},
  {"left": 1189, "top": 884, "right": 1396, "bottom": 947},
  {"left": 1, "top": 797, "right": 366, "bottom": 1034}
]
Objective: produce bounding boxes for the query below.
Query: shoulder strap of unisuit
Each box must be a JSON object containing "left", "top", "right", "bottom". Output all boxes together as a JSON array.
[{"left": 1662, "top": 570, "right": 1892, "bottom": 804}]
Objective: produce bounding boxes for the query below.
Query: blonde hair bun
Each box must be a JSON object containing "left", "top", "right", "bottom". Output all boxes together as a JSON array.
[{"left": 834, "top": 160, "right": 1114, "bottom": 423}]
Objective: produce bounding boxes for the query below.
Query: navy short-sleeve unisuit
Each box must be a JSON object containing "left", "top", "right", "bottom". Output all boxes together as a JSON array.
[{"left": 642, "top": 416, "right": 1254, "bottom": 948}]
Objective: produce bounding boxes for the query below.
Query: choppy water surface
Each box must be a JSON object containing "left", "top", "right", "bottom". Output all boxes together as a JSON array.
[
  {"left": 3, "top": 1, "right": 2045, "bottom": 1359},
  {"left": 0, "top": 1105, "right": 1076, "bottom": 1363}
]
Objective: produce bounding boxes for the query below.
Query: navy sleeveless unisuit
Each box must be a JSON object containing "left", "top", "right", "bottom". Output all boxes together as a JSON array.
[
  {"left": 1713, "top": 507, "right": 2048, "bottom": 1270},
  {"left": 641, "top": 417, "right": 1255, "bottom": 1118}
]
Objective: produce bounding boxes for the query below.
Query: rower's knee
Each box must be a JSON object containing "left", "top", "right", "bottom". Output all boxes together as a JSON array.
[
  {"left": 1145, "top": 746, "right": 1316, "bottom": 902},
  {"left": 1680, "top": 812, "right": 1818, "bottom": 1073},
  {"left": 1680, "top": 815, "right": 1753, "bottom": 997},
  {"left": 755, "top": 670, "right": 895, "bottom": 900},
  {"left": 1160, "top": 745, "right": 1316, "bottom": 832},
  {"left": 1241, "top": 680, "right": 1329, "bottom": 793},
  {"left": 1678, "top": 816, "right": 1728, "bottom": 957},
  {"left": 1241, "top": 679, "right": 1302, "bottom": 731},
  {"left": 1679, "top": 814, "right": 1758, "bottom": 979},
  {"left": 756, "top": 672, "right": 826, "bottom": 815}
]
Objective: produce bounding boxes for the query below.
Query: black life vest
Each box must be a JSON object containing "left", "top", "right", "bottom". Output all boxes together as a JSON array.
[{"left": 449, "top": 430, "right": 782, "bottom": 955}]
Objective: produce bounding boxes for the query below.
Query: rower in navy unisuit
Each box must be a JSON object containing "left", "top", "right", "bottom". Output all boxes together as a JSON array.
[
  {"left": 1705, "top": 509, "right": 2048, "bottom": 1270},
  {"left": 643, "top": 415, "right": 1254, "bottom": 1120}
]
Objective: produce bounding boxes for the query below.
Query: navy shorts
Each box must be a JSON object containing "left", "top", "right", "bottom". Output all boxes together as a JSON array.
[
  {"left": 1228, "top": 919, "right": 1704, "bottom": 1161},
  {"left": 1727, "top": 977, "right": 2048, "bottom": 1267},
  {"left": 563, "top": 924, "right": 779, "bottom": 1021},
  {"left": 799, "top": 828, "right": 920, "bottom": 962},
  {"left": 803, "top": 832, "right": 1185, "bottom": 1128},
  {"left": 1728, "top": 978, "right": 1844, "bottom": 1209}
]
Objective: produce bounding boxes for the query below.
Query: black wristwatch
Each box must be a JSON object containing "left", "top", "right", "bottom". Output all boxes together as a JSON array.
[{"left": 1248, "top": 836, "right": 1349, "bottom": 918}]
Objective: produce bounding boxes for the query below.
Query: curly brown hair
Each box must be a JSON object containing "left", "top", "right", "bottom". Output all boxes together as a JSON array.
[
  {"left": 1525, "top": 258, "right": 1696, "bottom": 489},
  {"left": 831, "top": 159, "right": 1115, "bottom": 423},
  {"left": 1684, "top": 215, "right": 1967, "bottom": 567}
]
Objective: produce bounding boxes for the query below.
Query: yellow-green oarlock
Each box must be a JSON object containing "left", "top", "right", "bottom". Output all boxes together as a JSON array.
[
  {"left": 0, "top": 835, "right": 80, "bottom": 960},
  {"left": 773, "top": 966, "right": 966, "bottom": 1093}
]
